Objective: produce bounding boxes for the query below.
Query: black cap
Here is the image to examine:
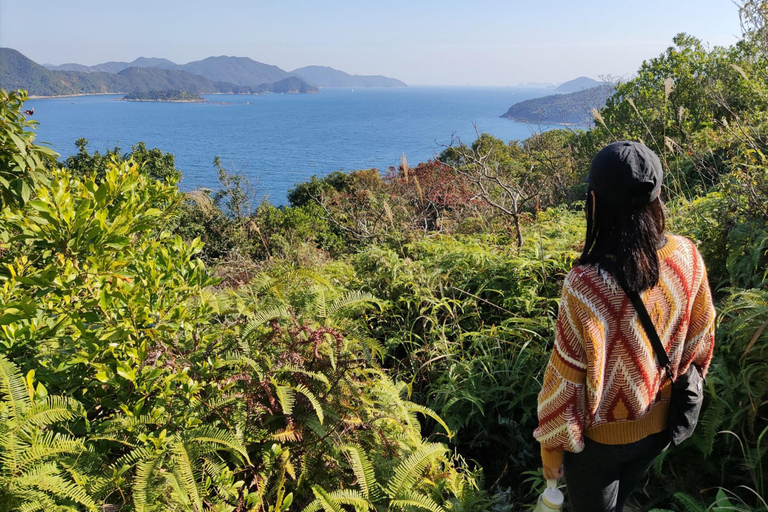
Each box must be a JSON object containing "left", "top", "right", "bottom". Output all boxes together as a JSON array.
[{"left": 584, "top": 141, "right": 663, "bottom": 205}]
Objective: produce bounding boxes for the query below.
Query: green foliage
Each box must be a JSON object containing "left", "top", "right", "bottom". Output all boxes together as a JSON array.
[
  {"left": 0, "top": 355, "right": 99, "bottom": 512},
  {"left": 4, "top": 3, "right": 768, "bottom": 510},
  {"left": 0, "top": 89, "right": 58, "bottom": 210},
  {"left": 64, "top": 137, "right": 182, "bottom": 184},
  {"left": 123, "top": 90, "right": 204, "bottom": 102}
]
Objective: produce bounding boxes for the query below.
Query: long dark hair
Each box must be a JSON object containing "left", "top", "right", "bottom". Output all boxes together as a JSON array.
[{"left": 579, "top": 190, "right": 667, "bottom": 293}]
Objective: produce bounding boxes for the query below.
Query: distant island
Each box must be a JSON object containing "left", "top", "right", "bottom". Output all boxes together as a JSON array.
[
  {"left": 123, "top": 90, "right": 205, "bottom": 102},
  {"left": 500, "top": 83, "right": 614, "bottom": 125},
  {"left": 290, "top": 66, "right": 406, "bottom": 88},
  {"left": 0, "top": 48, "right": 406, "bottom": 97},
  {"left": 255, "top": 76, "right": 319, "bottom": 94},
  {"left": 555, "top": 76, "right": 604, "bottom": 93}
]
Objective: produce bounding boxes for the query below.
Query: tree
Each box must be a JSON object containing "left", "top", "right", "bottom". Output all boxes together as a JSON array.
[
  {"left": 0, "top": 89, "right": 58, "bottom": 210},
  {"left": 439, "top": 134, "right": 551, "bottom": 248}
]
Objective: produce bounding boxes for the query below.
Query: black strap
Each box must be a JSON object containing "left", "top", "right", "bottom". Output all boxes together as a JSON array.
[{"left": 620, "top": 284, "right": 675, "bottom": 381}]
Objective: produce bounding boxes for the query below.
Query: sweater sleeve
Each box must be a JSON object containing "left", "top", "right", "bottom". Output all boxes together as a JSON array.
[
  {"left": 682, "top": 248, "right": 716, "bottom": 377},
  {"left": 534, "top": 274, "right": 588, "bottom": 468}
]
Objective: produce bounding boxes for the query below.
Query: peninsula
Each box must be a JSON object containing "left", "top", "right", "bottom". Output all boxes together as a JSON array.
[{"left": 122, "top": 90, "right": 205, "bottom": 102}]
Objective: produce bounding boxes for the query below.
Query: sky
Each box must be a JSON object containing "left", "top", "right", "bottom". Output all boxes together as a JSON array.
[{"left": 1, "top": 0, "right": 745, "bottom": 86}]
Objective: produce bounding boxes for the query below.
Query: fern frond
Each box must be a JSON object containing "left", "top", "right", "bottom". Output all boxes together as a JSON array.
[
  {"left": 343, "top": 444, "right": 380, "bottom": 501},
  {"left": 271, "top": 427, "right": 302, "bottom": 443},
  {"left": 673, "top": 492, "right": 706, "bottom": 512},
  {"left": 307, "top": 485, "right": 345, "bottom": 512},
  {"left": 274, "top": 365, "right": 330, "bottom": 387},
  {"left": 390, "top": 489, "right": 446, "bottom": 512},
  {"left": 700, "top": 396, "right": 727, "bottom": 457},
  {"left": 164, "top": 470, "right": 193, "bottom": 510},
  {"left": 133, "top": 451, "right": 164, "bottom": 512},
  {"left": 18, "top": 396, "right": 82, "bottom": 432},
  {"left": 405, "top": 403, "right": 453, "bottom": 439},
  {"left": 17, "top": 464, "right": 97, "bottom": 511},
  {"left": 328, "top": 489, "right": 373, "bottom": 511},
  {"left": 357, "top": 336, "right": 386, "bottom": 360},
  {"left": 170, "top": 439, "right": 203, "bottom": 512},
  {"left": 314, "top": 287, "right": 328, "bottom": 319},
  {"left": 109, "top": 445, "right": 156, "bottom": 473},
  {"left": 16, "top": 491, "right": 58, "bottom": 512},
  {"left": 242, "top": 306, "right": 290, "bottom": 339},
  {"left": 327, "top": 291, "right": 382, "bottom": 318},
  {"left": 293, "top": 384, "right": 324, "bottom": 424},
  {"left": 214, "top": 351, "right": 265, "bottom": 380},
  {"left": 16, "top": 433, "right": 86, "bottom": 472},
  {"left": 386, "top": 443, "right": 447, "bottom": 499},
  {"left": 272, "top": 380, "right": 296, "bottom": 416},
  {"left": 0, "top": 354, "right": 32, "bottom": 421},
  {"left": 187, "top": 425, "right": 250, "bottom": 463}
]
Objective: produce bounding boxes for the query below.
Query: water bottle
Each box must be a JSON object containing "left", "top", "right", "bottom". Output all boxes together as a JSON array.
[{"left": 533, "top": 479, "right": 564, "bottom": 512}]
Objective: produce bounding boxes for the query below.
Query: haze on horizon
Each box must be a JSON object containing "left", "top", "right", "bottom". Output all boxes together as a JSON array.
[{"left": 3, "top": 0, "right": 743, "bottom": 86}]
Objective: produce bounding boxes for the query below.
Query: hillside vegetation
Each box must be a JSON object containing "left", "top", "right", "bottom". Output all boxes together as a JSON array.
[
  {"left": 0, "top": 49, "right": 316, "bottom": 97},
  {"left": 0, "top": 2, "right": 767, "bottom": 511},
  {"left": 500, "top": 84, "right": 614, "bottom": 125}
]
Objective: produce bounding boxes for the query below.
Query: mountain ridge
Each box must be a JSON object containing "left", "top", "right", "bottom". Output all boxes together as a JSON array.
[
  {"left": 0, "top": 48, "right": 319, "bottom": 97},
  {"left": 41, "top": 56, "right": 406, "bottom": 89},
  {"left": 290, "top": 65, "right": 406, "bottom": 88}
]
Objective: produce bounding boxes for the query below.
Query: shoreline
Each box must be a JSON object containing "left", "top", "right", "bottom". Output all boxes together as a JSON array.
[
  {"left": 28, "top": 92, "right": 123, "bottom": 99},
  {"left": 121, "top": 98, "right": 206, "bottom": 103}
]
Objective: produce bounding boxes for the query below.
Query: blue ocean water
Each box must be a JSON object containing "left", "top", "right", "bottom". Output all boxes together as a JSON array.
[{"left": 27, "top": 87, "right": 559, "bottom": 204}]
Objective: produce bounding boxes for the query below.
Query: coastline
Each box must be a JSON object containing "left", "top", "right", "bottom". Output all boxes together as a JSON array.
[
  {"left": 121, "top": 98, "right": 206, "bottom": 103},
  {"left": 499, "top": 115, "right": 588, "bottom": 128},
  {"left": 28, "top": 92, "right": 123, "bottom": 99}
]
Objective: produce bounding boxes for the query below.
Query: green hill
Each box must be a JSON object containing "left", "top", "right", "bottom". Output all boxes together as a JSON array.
[
  {"left": 500, "top": 85, "right": 614, "bottom": 125},
  {"left": 555, "top": 76, "right": 602, "bottom": 93},
  {"left": 0, "top": 48, "right": 317, "bottom": 96},
  {"left": 256, "top": 76, "right": 319, "bottom": 94},
  {"left": 0, "top": 48, "right": 123, "bottom": 96},
  {"left": 177, "top": 56, "right": 292, "bottom": 86},
  {"left": 290, "top": 65, "right": 406, "bottom": 88}
]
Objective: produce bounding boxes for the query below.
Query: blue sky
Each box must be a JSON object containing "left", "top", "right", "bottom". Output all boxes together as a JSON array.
[{"left": 3, "top": 0, "right": 744, "bottom": 85}]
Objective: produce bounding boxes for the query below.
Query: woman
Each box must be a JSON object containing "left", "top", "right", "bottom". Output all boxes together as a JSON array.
[{"left": 533, "top": 141, "right": 716, "bottom": 512}]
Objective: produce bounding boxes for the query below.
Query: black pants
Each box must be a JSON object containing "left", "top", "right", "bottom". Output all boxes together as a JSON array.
[{"left": 563, "top": 431, "right": 670, "bottom": 512}]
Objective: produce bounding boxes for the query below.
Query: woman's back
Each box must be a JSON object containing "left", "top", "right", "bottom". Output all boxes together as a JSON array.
[{"left": 553, "top": 234, "right": 714, "bottom": 445}]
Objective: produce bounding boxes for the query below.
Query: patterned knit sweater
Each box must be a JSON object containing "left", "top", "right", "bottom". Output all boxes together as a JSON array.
[{"left": 534, "top": 234, "right": 716, "bottom": 470}]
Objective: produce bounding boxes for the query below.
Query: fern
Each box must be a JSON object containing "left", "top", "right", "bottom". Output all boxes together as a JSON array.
[
  {"left": 18, "top": 396, "right": 82, "bottom": 431},
  {"left": 386, "top": 443, "right": 447, "bottom": 499},
  {"left": 187, "top": 425, "right": 250, "bottom": 463},
  {"left": 390, "top": 489, "right": 447, "bottom": 512},
  {"left": 274, "top": 365, "right": 330, "bottom": 387},
  {"left": 309, "top": 485, "right": 346, "bottom": 512},
  {"left": 0, "top": 356, "right": 95, "bottom": 512},
  {"left": 318, "top": 489, "right": 374, "bottom": 512},
  {"left": 272, "top": 380, "right": 297, "bottom": 416},
  {"left": 293, "top": 383, "right": 325, "bottom": 424},
  {"left": 242, "top": 305, "right": 290, "bottom": 339},
  {"left": 214, "top": 351, "right": 266, "bottom": 380},
  {"left": 674, "top": 492, "right": 707, "bottom": 512},
  {"left": 0, "top": 354, "right": 31, "bottom": 422},
  {"left": 132, "top": 452, "right": 164, "bottom": 512},
  {"left": 343, "top": 444, "right": 381, "bottom": 501},
  {"left": 405, "top": 403, "right": 453, "bottom": 439},
  {"left": 327, "top": 291, "right": 382, "bottom": 318},
  {"left": 16, "top": 462, "right": 97, "bottom": 511},
  {"left": 170, "top": 439, "right": 203, "bottom": 512}
]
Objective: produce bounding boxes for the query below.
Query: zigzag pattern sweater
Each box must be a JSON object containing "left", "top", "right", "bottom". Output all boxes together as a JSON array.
[{"left": 534, "top": 234, "right": 716, "bottom": 470}]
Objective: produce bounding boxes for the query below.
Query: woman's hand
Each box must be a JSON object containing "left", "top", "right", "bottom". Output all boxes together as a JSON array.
[{"left": 542, "top": 464, "right": 564, "bottom": 480}]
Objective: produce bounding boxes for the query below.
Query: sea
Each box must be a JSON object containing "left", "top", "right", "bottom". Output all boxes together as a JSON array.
[{"left": 26, "top": 86, "right": 561, "bottom": 205}]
